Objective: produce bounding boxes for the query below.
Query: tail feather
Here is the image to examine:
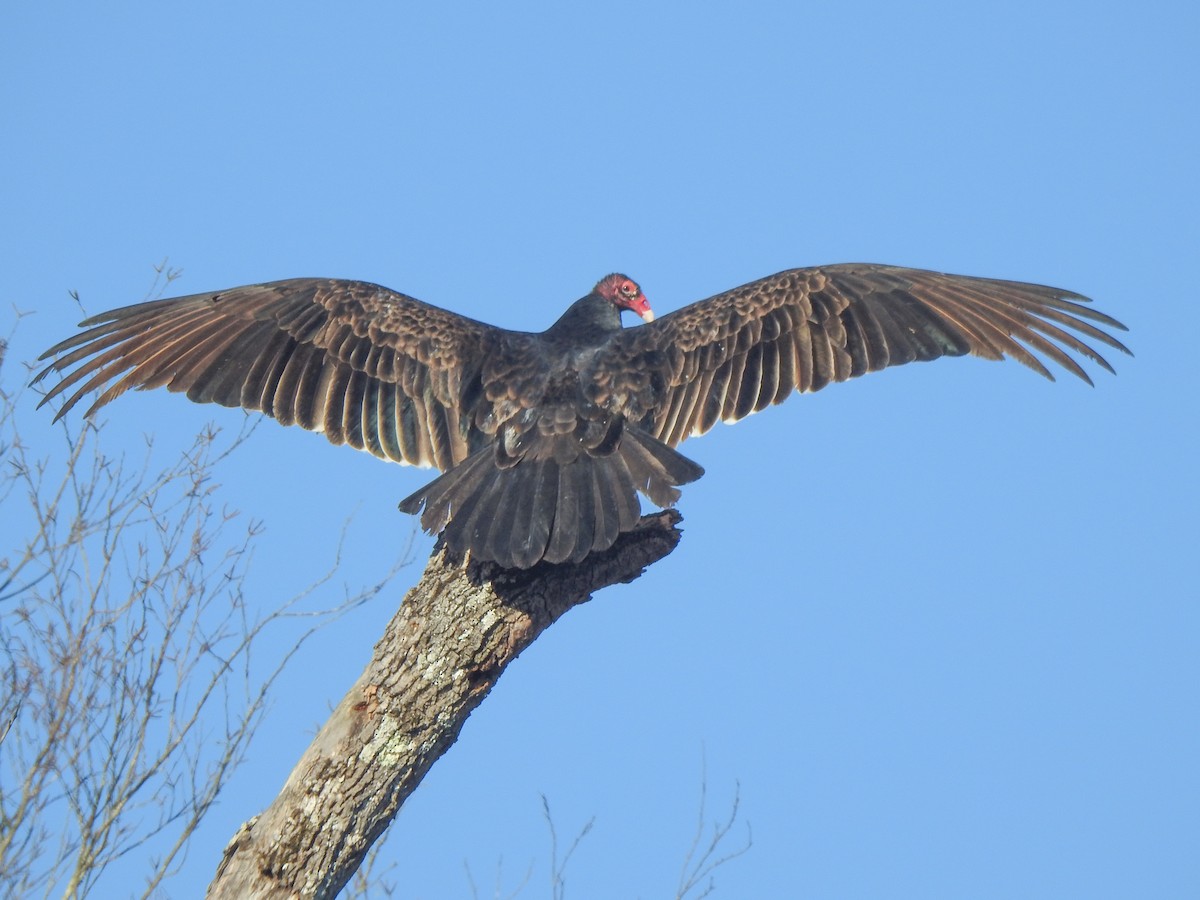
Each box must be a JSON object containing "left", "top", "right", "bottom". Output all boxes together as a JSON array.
[
  {"left": 567, "top": 461, "right": 597, "bottom": 564},
  {"left": 605, "top": 451, "right": 643, "bottom": 533},
  {"left": 487, "top": 455, "right": 553, "bottom": 569},
  {"left": 544, "top": 460, "right": 582, "bottom": 564},
  {"left": 456, "top": 460, "right": 513, "bottom": 559},
  {"left": 480, "top": 471, "right": 522, "bottom": 565},
  {"left": 619, "top": 428, "right": 706, "bottom": 508},
  {"left": 510, "top": 457, "right": 558, "bottom": 568},
  {"left": 398, "top": 448, "right": 492, "bottom": 530},
  {"left": 430, "top": 459, "right": 496, "bottom": 555},
  {"left": 590, "top": 459, "right": 616, "bottom": 555},
  {"left": 399, "top": 424, "right": 704, "bottom": 568}
]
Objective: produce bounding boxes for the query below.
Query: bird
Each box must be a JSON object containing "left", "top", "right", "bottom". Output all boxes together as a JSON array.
[{"left": 35, "top": 264, "right": 1130, "bottom": 569}]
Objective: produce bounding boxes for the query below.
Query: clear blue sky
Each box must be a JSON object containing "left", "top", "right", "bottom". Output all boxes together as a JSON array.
[{"left": 4, "top": 1, "right": 1197, "bottom": 897}]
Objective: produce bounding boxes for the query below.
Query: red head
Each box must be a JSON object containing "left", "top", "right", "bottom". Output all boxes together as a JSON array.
[{"left": 594, "top": 273, "right": 654, "bottom": 323}]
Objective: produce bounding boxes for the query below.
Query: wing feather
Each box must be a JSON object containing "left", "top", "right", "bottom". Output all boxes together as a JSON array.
[
  {"left": 732, "top": 341, "right": 764, "bottom": 420},
  {"left": 756, "top": 338, "right": 781, "bottom": 412},
  {"left": 595, "top": 264, "right": 1129, "bottom": 446},
  {"left": 35, "top": 278, "right": 505, "bottom": 470}
]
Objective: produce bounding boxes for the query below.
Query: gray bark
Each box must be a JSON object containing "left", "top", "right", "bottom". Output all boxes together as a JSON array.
[{"left": 207, "top": 511, "right": 683, "bottom": 899}]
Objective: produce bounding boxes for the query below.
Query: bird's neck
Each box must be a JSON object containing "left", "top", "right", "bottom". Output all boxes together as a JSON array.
[{"left": 542, "top": 294, "right": 623, "bottom": 346}]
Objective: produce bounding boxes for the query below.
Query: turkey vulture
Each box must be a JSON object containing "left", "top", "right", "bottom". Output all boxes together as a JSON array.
[{"left": 35, "top": 265, "right": 1129, "bottom": 568}]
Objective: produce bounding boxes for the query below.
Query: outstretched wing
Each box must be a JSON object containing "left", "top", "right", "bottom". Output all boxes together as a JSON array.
[
  {"left": 34, "top": 278, "right": 507, "bottom": 471},
  {"left": 593, "top": 264, "right": 1131, "bottom": 447}
]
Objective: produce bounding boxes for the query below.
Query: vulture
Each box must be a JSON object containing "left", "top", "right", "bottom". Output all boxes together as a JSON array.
[{"left": 35, "top": 265, "right": 1130, "bottom": 569}]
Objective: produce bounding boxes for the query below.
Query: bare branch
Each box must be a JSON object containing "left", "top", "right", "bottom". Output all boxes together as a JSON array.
[
  {"left": 463, "top": 851, "right": 533, "bottom": 900},
  {"left": 675, "top": 759, "right": 752, "bottom": 900},
  {"left": 1, "top": 304, "right": 402, "bottom": 898},
  {"left": 541, "top": 795, "right": 595, "bottom": 900}
]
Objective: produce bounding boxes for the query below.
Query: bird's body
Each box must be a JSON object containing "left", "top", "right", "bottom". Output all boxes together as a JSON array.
[{"left": 36, "top": 265, "right": 1130, "bottom": 568}]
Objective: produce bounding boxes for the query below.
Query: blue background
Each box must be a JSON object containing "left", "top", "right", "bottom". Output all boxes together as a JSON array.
[{"left": 4, "top": 2, "right": 1196, "bottom": 896}]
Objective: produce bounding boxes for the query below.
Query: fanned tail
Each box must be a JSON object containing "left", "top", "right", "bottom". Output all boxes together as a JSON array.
[{"left": 398, "top": 425, "right": 703, "bottom": 568}]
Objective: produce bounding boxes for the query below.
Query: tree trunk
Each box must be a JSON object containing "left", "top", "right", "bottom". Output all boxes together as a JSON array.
[{"left": 207, "top": 511, "right": 683, "bottom": 899}]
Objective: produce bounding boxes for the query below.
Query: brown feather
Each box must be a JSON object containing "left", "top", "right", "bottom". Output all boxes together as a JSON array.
[
  {"left": 34, "top": 278, "right": 502, "bottom": 470},
  {"left": 596, "top": 264, "right": 1129, "bottom": 446},
  {"left": 35, "top": 264, "right": 1128, "bottom": 569}
]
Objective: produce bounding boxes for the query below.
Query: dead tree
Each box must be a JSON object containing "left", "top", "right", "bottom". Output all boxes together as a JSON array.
[{"left": 208, "top": 511, "right": 683, "bottom": 899}]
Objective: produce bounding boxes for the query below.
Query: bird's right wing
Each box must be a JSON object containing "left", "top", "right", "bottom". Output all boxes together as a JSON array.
[
  {"left": 592, "top": 264, "right": 1130, "bottom": 448},
  {"left": 34, "top": 278, "right": 508, "bottom": 471}
]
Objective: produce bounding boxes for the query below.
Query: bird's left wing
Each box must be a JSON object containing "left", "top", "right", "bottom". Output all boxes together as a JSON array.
[
  {"left": 34, "top": 278, "right": 506, "bottom": 471},
  {"left": 591, "top": 264, "right": 1130, "bottom": 448}
]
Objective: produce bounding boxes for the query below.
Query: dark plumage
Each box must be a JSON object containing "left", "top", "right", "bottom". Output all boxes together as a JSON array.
[{"left": 35, "top": 265, "right": 1130, "bottom": 568}]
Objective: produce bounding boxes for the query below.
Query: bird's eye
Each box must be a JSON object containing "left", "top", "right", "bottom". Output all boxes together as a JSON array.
[{"left": 622, "top": 281, "right": 636, "bottom": 295}]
